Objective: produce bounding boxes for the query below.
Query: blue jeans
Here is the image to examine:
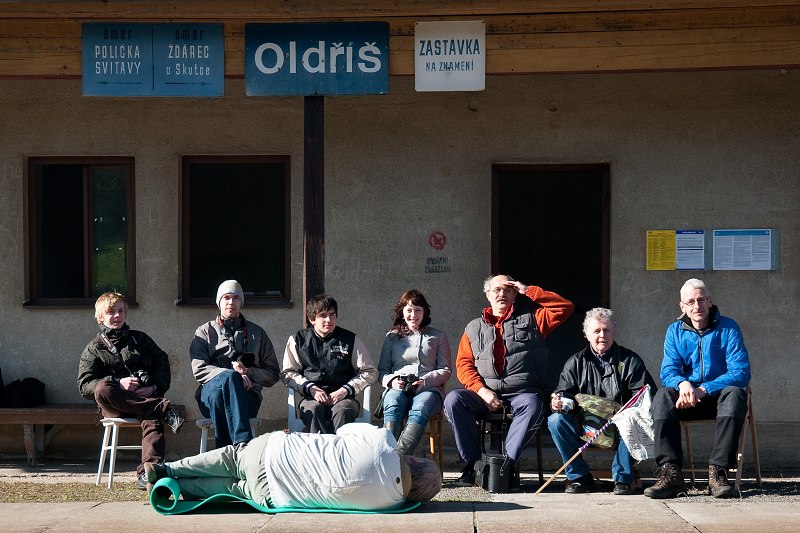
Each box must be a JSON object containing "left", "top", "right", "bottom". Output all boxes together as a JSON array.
[
  {"left": 547, "top": 411, "right": 635, "bottom": 483},
  {"left": 382, "top": 389, "right": 442, "bottom": 427},
  {"left": 197, "top": 370, "right": 261, "bottom": 448}
]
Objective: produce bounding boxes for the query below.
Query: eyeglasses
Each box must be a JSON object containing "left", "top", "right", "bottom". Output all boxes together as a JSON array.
[
  {"left": 489, "top": 287, "right": 514, "bottom": 295},
  {"left": 682, "top": 298, "right": 709, "bottom": 307}
]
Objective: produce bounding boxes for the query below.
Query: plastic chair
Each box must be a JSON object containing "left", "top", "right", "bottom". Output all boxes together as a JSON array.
[
  {"left": 96, "top": 417, "right": 142, "bottom": 488},
  {"left": 681, "top": 387, "right": 761, "bottom": 490},
  {"left": 287, "top": 385, "right": 372, "bottom": 432},
  {"left": 196, "top": 417, "right": 262, "bottom": 453}
]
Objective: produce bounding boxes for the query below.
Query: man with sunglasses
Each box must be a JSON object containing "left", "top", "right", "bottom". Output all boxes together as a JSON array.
[{"left": 645, "top": 278, "right": 750, "bottom": 499}]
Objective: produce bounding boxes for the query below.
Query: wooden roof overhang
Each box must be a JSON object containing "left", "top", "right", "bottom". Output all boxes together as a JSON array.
[{"left": 1, "top": 0, "right": 799, "bottom": 78}]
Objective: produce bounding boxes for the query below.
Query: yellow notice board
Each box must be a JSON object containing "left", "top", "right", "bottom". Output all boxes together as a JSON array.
[{"left": 646, "top": 230, "right": 676, "bottom": 270}]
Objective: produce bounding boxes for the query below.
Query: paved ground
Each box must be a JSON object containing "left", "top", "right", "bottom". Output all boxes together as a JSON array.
[{"left": 0, "top": 458, "right": 798, "bottom": 532}]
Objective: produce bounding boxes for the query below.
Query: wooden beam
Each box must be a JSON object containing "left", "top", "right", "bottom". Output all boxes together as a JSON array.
[
  {"left": 2, "top": 4, "right": 800, "bottom": 77},
  {"left": 2, "top": 1, "right": 800, "bottom": 20},
  {"left": 303, "top": 96, "right": 325, "bottom": 312}
]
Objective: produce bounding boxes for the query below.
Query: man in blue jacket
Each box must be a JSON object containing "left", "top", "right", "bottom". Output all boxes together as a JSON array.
[{"left": 644, "top": 279, "right": 750, "bottom": 499}]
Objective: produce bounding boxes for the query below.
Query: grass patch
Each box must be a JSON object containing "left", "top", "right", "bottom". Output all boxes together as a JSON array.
[{"left": 0, "top": 482, "right": 149, "bottom": 503}]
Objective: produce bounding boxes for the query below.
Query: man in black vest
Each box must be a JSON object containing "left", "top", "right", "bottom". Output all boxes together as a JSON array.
[
  {"left": 281, "top": 294, "right": 378, "bottom": 433},
  {"left": 444, "top": 274, "right": 573, "bottom": 487}
]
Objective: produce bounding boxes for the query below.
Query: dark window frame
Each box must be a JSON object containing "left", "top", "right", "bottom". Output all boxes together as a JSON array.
[
  {"left": 179, "top": 155, "right": 291, "bottom": 307},
  {"left": 26, "top": 156, "right": 136, "bottom": 307}
]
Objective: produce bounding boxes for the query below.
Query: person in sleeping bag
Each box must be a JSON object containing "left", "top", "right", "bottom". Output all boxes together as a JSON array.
[{"left": 143, "top": 423, "right": 441, "bottom": 510}]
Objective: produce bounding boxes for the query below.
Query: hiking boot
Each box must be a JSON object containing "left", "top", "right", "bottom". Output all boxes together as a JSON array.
[
  {"left": 565, "top": 474, "right": 596, "bottom": 494},
  {"left": 644, "top": 463, "right": 687, "bottom": 499},
  {"left": 708, "top": 464, "right": 735, "bottom": 498},
  {"left": 143, "top": 462, "right": 167, "bottom": 493},
  {"left": 164, "top": 407, "right": 185, "bottom": 434},
  {"left": 452, "top": 462, "right": 476, "bottom": 487}
]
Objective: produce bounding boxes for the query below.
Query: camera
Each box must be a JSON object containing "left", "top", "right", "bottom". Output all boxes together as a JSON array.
[
  {"left": 132, "top": 370, "right": 152, "bottom": 387},
  {"left": 234, "top": 352, "right": 256, "bottom": 368},
  {"left": 396, "top": 374, "right": 418, "bottom": 394}
]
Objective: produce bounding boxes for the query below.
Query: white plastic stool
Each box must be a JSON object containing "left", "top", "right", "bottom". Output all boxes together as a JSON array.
[
  {"left": 96, "top": 417, "right": 142, "bottom": 488},
  {"left": 196, "top": 417, "right": 261, "bottom": 452}
]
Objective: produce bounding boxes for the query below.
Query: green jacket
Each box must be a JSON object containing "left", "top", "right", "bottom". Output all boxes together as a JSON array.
[{"left": 77, "top": 324, "right": 171, "bottom": 400}]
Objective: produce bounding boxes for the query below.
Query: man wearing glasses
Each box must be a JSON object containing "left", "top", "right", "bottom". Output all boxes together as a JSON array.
[
  {"left": 645, "top": 278, "right": 751, "bottom": 499},
  {"left": 444, "top": 275, "right": 573, "bottom": 487}
]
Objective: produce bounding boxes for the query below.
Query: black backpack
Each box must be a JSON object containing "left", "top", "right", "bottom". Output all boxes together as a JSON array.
[{"left": 3, "top": 377, "right": 47, "bottom": 407}]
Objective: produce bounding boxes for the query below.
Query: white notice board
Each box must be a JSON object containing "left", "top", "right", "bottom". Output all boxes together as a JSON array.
[
  {"left": 712, "top": 229, "right": 777, "bottom": 270},
  {"left": 415, "top": 21, "right": 485, "bottom": 92}
]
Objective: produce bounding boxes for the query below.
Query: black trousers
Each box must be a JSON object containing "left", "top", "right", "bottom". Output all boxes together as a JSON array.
[{"left": 652, "top": 385, "right": 748, "bottom": 468}]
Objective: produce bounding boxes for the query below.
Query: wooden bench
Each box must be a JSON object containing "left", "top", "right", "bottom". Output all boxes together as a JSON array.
[{"left": 0, "top": 403, "right": 101, "bottom": 465}]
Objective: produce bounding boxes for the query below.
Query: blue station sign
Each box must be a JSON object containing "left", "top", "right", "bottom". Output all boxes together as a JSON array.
[
  {"left": 82, "top": 23, "right": 224, "bottom": 97},
  {"left": 245, "top": 22, "right": 389, "bottom": 96}
]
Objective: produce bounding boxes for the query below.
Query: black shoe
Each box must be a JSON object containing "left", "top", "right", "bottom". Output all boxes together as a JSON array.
[
  {"left": 164, "top": 408, "right": 185, "bottom": 434},
  {"left": 565, "top": 474, "right": 596, "bottom": 494},
  {"left": 644, "top": 463, "right": 687, "bottom": 499},
  {"left": 613, "top": 482, "right": 636, "bottom": 495},
  {"left": 452, "top": 463, "right": 476, "bottom": 487},
  {"left": 708, "top": 465, "right": 735, "bottom": 498},
  {"left": 135, "top": 472, "right": 148, "bottom": 491}
]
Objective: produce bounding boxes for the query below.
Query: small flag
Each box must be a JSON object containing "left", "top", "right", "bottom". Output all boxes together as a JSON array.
[{"left": 612, "top": 385, "right": 654, "bottom": 461}]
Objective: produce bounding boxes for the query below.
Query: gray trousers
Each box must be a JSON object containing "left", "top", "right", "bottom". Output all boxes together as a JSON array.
[{"left": 165, "top": 432, "right": 274, "bottom": 506}]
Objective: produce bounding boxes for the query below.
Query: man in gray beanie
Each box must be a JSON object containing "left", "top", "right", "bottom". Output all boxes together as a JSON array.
[{"left": 190, "top": 280, "right": 280, "bottom": 448}]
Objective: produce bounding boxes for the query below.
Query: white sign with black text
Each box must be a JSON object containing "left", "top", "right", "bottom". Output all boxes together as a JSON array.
[{"left": 415, "top": 21, "right": 485, "bottom": 92}]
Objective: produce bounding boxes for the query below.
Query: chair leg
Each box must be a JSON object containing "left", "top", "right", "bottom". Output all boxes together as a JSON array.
[
  {"left": 735, "top": 413, "right": 748, "bottom": 492},
  {"left": 436, "top": 419, "right": 443, "bottom": 472},
  {"left": 199, "top": 426, "right": 209, "bottom": 453},
  {"left": 749, "top": 409, "right": 762, "bottom": 487},
  {"left": 107, "top": 423, "right": 120, "bottom": 489},
  {"left": 95, "top": 424, "right": 112, "bottom": 486},
  {"left": 535, "top": 429, "right": 544, "bottom": 485},
  {"left": 428, "top": 417, "right": 443, "bottom": 473},
  {"left": 735, "top": 392, "right": 762, "bottom": 490}
]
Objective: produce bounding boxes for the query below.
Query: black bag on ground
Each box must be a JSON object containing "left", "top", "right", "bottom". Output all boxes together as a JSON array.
[
  {"left": 474, "top": 453, "right": 513, "bottom": 493},
  {"left": 3, "top": 377, "right": 47, "bottom": 407}
]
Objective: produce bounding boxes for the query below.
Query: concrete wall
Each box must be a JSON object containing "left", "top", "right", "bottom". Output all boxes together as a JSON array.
[{"left": 1, "top": 70, "right": 798, "bottom": 462}]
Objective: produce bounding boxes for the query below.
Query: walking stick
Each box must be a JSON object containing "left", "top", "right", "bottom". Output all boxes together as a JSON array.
[{"left": 535, "top": 385, "right": 650, "bottom": 494}]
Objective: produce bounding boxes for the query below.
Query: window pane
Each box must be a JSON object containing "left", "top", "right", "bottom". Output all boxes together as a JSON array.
[
  {"left": 91, "top": 166, "right": 129, "bottom": 296},
  {"left": 36, "top": 165, "right": 85, "bottom": 298},
  {"left": 186, "top": 159, "right": 288, "bottom": 301},
  {"left": 29, "top": 158, "right": 134, "bottom": 305}
]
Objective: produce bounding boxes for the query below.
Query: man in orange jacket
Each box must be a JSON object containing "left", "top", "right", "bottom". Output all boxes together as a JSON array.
[{"left": 444, "top": 274, "right": 573, "bottom": 487}]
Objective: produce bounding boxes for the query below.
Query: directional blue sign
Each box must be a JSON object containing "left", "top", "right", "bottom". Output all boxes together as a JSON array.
[
  {"left": 245, "top": 22, "right": 389, "bottom": 96},
  {"left": 83, "top": 23, "right": 224, "bottom": 97},
  {"left": 153, "top": 24, "right": 224, "bottom": 96},
  {"left": 82, "top": 24, "right": 152, "bottom": 96}
]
